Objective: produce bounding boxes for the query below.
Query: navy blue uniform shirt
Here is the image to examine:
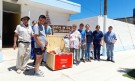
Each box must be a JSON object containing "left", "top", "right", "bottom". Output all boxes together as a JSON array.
[
  {"left": 92, "top": 30, "right": 103, "bottom": 44},
  {"left": 86, "top": 30, "right": 93, "bottom": 43}
]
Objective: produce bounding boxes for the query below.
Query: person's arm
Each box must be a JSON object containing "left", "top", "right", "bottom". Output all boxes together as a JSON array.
[
  {"left": 49, "top": 26, "right": 52, "bottom": 35},
  {"left": 31, "top": 26, "right": 34, "bottom": 37},
  {"left": 113, "top": 33, "right": 117, "bottom": 44},
  {"left": 100, "top": 32, "right": 104, "bottom": 46},
  {"left": 83, "top": 31, "right": 86, "bottom": 48},
  {"left": 13, "top": 33, "right": 18, "bottom": 50},
  {"left": 13, "top": 25, "right": 19, "bottom": 50},
  {"left": 91, "top": 31, "right": 93, "bottom": 47},
  {"left": 104, "top": 33, "right": 107, "bottom": 43},
  {"left": 78, "top": 32, "right": 82, "bottom": 48}
]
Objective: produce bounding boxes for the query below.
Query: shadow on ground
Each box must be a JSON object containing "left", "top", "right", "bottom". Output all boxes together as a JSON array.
[
  {"left": 8, "top": 66, "right": 16, "bottom": 71},
  {"left": 117, "top": 68, "right": 131, "bottom": 73},
  {"left": 118, "top": 68, "right": 135, "bottom": 80}
]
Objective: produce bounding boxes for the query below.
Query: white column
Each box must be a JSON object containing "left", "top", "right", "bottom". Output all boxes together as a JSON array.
[
  {"left": 102, "top": 15, "right": 107, "bottom": 56},
  {"left": 0, "top": 0, "right": 3, "bottom": 62}
]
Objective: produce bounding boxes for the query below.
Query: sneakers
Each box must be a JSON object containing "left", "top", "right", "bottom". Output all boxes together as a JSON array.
[
  {"left": 16, "top": 69, "right": 22, "bottom": 74},
  {"left": 34, "top": 70, "right": 44, "bottom": 77}
]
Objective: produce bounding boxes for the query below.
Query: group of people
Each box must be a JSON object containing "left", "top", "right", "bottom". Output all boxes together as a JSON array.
[
  {"left": 13, "top": 15, "right": 51, "bottom": 77},
  {"left": 13, "top": 15, "right": 117, "bottom": 77},
  {"left": 66, "top": 23, "right": 117, "bottom": 65}
]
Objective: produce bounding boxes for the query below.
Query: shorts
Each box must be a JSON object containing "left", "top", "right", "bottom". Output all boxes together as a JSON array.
[{"left": 34, "top": 47, "right": 46, "bottom": 55}]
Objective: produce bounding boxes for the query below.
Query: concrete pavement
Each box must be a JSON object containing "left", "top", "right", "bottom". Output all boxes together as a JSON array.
[{"left": 0, "top": 48, "right": 135, "bottom": 81}]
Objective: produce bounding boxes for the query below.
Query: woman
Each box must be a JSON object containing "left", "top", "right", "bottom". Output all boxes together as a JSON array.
[
  {"left": 69, "top": 24, "right": 81, "bottom": 65},
  {"left": 85, "top": 24, "right": 93, "bottom": 62},
  {"left": 92, "top": 25, "right": 103, "bottom": 61}
]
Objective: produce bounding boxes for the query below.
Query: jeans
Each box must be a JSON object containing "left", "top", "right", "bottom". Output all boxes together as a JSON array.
[
  {"left": 85, "top": 43, "right": 91, "bottom": 59},
  {"left": 30, "top": 41, "right": 35, "bottom": 59},
  {"left": 94, "top": 44, "right": 101, "bottom": 60},
  {"left": 80, "top": 44, "right": 86, "bottom": 59},
  {"left": 106, "top": 43, "right": 114, "bottom": 61},
  {"left": 70, "top": 48, "right": 80, "bottom": 62}
]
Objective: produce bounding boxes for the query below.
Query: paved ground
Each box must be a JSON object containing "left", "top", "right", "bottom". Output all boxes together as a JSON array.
[{"left": 0, "top": 48, "right": 135, "bottom": 81}]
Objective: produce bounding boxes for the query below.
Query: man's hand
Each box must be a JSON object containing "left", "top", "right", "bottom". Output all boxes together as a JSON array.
[
  {"left": 100, "top": 41, "right": 103, "bottom": 46},
  {"left": 84, "top": 43, "right": 86, "bottom": 48},
  {"left": 41, "top": 46, "right": 45, "bottom": 51},
  {"left": 13, "top": 43, "right": 17, "bottom": 50},
  {"left": 46, "top": 41, "right": 48, "bottom": 46}
]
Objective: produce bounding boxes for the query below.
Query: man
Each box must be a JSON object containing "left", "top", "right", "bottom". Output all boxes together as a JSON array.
[
  {"left": 78, "top": 23, "right": 86, "bottom": 62},
  {"left": 41, "top": 21, "right": 51, "bottom": 65},
  {"left": 92, "top": 25, "right": 103, "bottom": 61},
  {"left": 104, "top": 26, "right": 117, "bottom": 63},
  {"left": 44, "top": 21, "right": 52, "bottom": 35},
  {"left": 34, "top": 15, "right": 47, "bottom": 77},
  {"left": 13, "top": 16, "right": 33, "bottom": 74}
]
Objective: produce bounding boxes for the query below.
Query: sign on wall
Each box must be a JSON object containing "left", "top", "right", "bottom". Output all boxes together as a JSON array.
[{"left": 51, "top": 25, "right": 71, "bottom": 33}]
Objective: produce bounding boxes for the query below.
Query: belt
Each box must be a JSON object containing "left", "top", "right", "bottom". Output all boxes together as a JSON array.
[{"left": 18, "top": 41, "right": 30, "bottom": 44}]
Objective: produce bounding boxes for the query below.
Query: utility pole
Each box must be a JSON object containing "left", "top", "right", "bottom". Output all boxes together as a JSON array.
[
  {"left": 100, "top": 0, "right": 102, "bottom": 16},
  {"left": 104, "top": 0, "right": 108, "bottom": 15},
  {"left": 102, "top": 0, "right": 108, "bottom": 55}
]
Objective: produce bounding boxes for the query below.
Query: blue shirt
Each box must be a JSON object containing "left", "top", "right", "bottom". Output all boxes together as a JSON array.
[
  {"left": 93, "top": 30, "right": 103, "bottom": 44},
  {"left": 86, "top": 30, "right": 93, "bottom": 43},
  {"left": 45, "top": 26, "right": 52, "bottom": 35},
  {"left": 104, "top": 32, "right": 117, "bottom": 44},
  {"left": 78, "top": 29, "right": 86, "bottom": 44}
]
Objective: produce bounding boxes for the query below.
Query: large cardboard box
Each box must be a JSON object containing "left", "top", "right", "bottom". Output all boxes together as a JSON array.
[{"left": 46, "top": 35, "right": 73, "bottom": 70}]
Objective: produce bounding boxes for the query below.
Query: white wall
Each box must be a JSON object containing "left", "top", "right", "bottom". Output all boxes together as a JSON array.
[
  {"left": 98, "top": 16, "right": 135, "bottom": 51},
  {"left": 68, "top": 16, "right": 135, "bottom": 52},
  {"left": 21, "top": 4, "right": 70, "bottom": 25}
]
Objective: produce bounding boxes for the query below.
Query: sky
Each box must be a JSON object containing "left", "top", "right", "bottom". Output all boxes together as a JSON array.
[{"left": 69, "top": 0, "right": 135, "bottom": 20}]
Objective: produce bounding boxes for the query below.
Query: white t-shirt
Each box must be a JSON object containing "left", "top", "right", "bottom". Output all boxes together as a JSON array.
[
  {"left": 69, "top": 30, "right": 81, "bottom": 49},
  {"left": 14, "top": 24, "right": 33, "bottom": 42}
]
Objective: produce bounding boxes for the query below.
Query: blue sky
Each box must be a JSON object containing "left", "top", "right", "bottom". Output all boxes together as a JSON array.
[{"left": 69, "top": 0, "right": 135, "bottom": 20}]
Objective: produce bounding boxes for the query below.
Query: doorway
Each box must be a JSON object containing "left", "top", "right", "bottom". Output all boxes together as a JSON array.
[{"left": 2, "top": 1, "right": 21, "bottom": 48}]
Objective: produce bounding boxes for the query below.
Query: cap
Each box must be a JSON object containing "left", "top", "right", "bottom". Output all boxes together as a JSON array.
[{"left": 21, "top": 16, "right": 30, "bottom": 21}]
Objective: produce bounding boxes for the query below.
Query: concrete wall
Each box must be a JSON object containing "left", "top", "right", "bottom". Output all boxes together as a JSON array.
[
  {"left": 98, "top": 16, "right": 135, "bottom": 51},
  {"left": 68, "top": 16, "right": 135, "bottom": 52},
  {"left": 21, "top": 4, "right": 70, "bottom": 25}
]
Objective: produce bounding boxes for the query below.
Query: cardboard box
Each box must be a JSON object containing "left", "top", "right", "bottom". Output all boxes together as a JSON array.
[{"left": 46, "top": 35, "right": 73, "bottom": 70}]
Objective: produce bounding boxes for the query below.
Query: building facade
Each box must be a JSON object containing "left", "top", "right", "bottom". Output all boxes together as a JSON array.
[{"left": 0, "top": 0, "right": 81, "bottom": 62}]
